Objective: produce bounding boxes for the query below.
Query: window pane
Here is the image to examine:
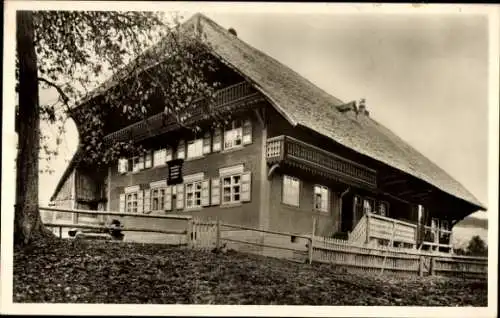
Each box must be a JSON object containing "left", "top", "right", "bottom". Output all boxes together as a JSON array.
[{"left": 283, "top": 176, "right": 300, "bottom": 206}]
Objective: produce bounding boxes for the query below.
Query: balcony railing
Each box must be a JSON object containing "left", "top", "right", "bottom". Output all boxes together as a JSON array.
[
  {"left": 104, "top": 81, "right": 262, "bottom": 143},
  {"left": 366, "top": 212, "right": 418, "bottom": 245},
  {"left": 421, "top": 225, "right": 453, "bottom": 250},
  {"left": 267, "top": 135, "right": 377, "bottom": 188}
]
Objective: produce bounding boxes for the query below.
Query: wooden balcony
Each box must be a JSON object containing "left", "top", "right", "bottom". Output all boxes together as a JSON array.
[
  {"left": 366, "top": 212, "right": 418, "bottom": 245},
  {"left": 348, "top": 212, "right": 453, "bottom": 252},
  {"left": 266, "top": 135, "right": 377, "bottom": 188},
  {"left": 104, "top": 81, "right": 264, "bottom": 143}
]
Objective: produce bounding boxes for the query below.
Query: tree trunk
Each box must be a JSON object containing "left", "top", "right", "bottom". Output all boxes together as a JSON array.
[{"left": 15, "top": 11, "right": 51, "bottom": 247}]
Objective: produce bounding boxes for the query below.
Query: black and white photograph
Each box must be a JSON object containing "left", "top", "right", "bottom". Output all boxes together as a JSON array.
[{"left": 1, "top": 2, "right": 498, "bottom": 316}]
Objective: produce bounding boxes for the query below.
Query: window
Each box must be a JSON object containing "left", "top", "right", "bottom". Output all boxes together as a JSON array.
[
  {"left": 377, "top": 201, "right": 389, "bottom": 216},
  {"left": 222, "top": 175, "right": 241, "bottom": 204},
  {"left": 151, "top": 188, "right": 165, "bottom": 211},
  {"left": 440, "top": 220, "right": 449, "bottom": 231},
  {"left": 153, "top": 149, "right": 166, "bottom": 167},
  {"left": 187, "top": 139, "right": 203, "bottom": 159},
  {"left": 185, "top": 181, "right": 203, "bottom": 208},
  {"left": 177, "top": 141, "right": 185, "bottom": 159},
  {"left": 126, "top": 192, "right": 138, "bottom": 213},
  {"left": 224, "top": 120, "right": 243, "bottom": 150},
  {"left": 144, "top": 151, "right": 152, "bottom": 169},
  {"left": 132, "top": 156, "right": 144, "bottom": 172},
  {"left": 283, "top": 175, "right": 300, "bottom": 207},
  {"left": 363, "top": 198, "right": 375, "bottom": 214},
  {"left": 314, "top": 185, "right": 329, "bottom": 213}
]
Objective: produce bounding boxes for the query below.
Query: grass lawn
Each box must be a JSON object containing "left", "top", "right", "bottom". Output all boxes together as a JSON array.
[{"left": 13, "top": 238, "right": 487, "bottom": 305}]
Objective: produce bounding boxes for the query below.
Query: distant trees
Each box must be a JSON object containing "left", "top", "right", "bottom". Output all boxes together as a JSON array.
[{"left": 454, "top": 235, "right": 488, "bottom": 257}]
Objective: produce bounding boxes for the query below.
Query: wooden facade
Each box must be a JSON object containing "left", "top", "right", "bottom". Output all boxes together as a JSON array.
[{"left": 50, "top": 14, "right": 484, "bottom": 253}]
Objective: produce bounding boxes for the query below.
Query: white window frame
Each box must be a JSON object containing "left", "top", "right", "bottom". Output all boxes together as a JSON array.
[
  {"left": 185, "top": 180, "right": 203, "bottom": 209},
  {"left": 126, "top": 192, "right": 139, "bottom": 213},
  {"left": 187, "top": 138, "right": 204, "bottom": 159},
  {"left": 223, "top": 120, "right": 243, "bottom": 150},
  {"left": 151, "top": 188, "right": 165, "bottom": 212},
  {"left": 313, "top": 185, "right": 329, "bottom": 213},
  {"left": 221, "top": 174, "right": 242, "bottom": 204},
  {"left": 282, "top": 175, "right": 300, "bottom": 207}
]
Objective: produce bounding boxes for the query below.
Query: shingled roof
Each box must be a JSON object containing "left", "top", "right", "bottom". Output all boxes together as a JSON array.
[{"left": 51, "top": 13, "right": 486, "bottom": 212}]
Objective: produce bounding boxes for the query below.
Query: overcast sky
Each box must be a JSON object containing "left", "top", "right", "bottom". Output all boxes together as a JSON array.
[{"left": 38, "top": 9, "right": 490, "bottom": 219}]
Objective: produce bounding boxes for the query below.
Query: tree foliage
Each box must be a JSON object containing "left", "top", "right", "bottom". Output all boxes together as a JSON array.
[
  {"left": 465, "top": 235, "right": 488, "bottom": 257},
  {"left": 15, "top": 10, "right": 219, "bottom": 246},
  {"left": 454, "top": 235, "right": 488, "bottom": 257},
  {"left": 28, "top": 11, "right": 220, "bottom": 168}
]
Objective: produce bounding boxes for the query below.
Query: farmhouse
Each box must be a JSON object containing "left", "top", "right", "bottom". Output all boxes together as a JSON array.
[{"left": 49, "top": 13, "right": 486, "bottom": 251}]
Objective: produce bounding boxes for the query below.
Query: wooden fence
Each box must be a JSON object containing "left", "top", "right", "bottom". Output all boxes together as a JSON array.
[{"left": 40, "top": 207, "right": 487, "bottom": 278}]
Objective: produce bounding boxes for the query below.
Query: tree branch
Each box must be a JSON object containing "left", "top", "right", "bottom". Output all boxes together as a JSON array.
[{"left": 37, "top": 77, "right": 71, "bottom": 112}]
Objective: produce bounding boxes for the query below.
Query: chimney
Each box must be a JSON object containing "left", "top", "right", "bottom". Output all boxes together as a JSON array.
[
  {"left": 357, "top": 98, "right": 369, "bottom": 116},
  {"left": 228, "top": 28, "right": 237, "bottom": 37}
]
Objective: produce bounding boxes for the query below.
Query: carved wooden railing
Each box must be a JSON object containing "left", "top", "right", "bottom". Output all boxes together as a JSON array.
[
  {"left": 104, "top": 81, "right": 261, "bottom": 143},
  {"left": 266, "top": 135, "right": 377, "bottom": 188}
]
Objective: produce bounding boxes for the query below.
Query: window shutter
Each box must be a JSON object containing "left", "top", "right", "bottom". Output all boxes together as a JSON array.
[
  {"left": 211, "top": 178, "right": 220, "bottom": 205},
  {"left": 201, "top": 179, "right": 210, "bottom": 206},
  {"left": 176, "top": 184, "right": 184, "bottom": 210},
  {"left": 202, "top": 132, "right": 211, "bottom": 155},
  {"left": 166, "top": 147, "right": 173, "bottom": 162},
  {"left": 212, "top": 128, "right": 222, "bottom": 152},
  {"left": 242, "top": 119, "right": 252, "bottom": 145},
  {"left": 177, "top": 141, "right": 185, "bottom": 159},
  {"left": 144, "top": 151, "right": 152, "bottom": 169},
  {"left": 138, "top": 156, "right": 145, "bottom": 170},
  {"left": 137, "top": 190, "right": 144, "bottom": 213},
  {"left": 119, "top": 194, "right": 125, "bottom": 212},
  {"left": 164, "top": 186, "right": 172, "bottom": 211},
  {"left": 144, "top": 189, "right": 151, "bottom": 213},
  {"left": 241, "top": 172, "right": 252, "bottom": 202},
  {"left": 118, "top": 159, "right": 127, "bottom": 174}
]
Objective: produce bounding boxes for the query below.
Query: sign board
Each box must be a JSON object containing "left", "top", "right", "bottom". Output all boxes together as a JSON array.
[{"left": 167, "top": 159, "right": 184, "bottom": 185}]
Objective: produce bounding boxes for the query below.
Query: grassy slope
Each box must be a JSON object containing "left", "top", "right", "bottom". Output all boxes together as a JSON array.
[{"left": 13, "top": 239, "right": 487, "bottom": 305}]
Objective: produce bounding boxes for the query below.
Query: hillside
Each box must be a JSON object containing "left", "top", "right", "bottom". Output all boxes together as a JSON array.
[
  {"left": 13, "top": 239, "right": 486, "bottom": 305},
  {"left": 455, "top": 216, "right": 488, "bottom": 229}
]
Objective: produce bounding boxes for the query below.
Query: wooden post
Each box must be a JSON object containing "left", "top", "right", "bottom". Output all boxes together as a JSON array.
[
  {"left": 430, "top": 257, "right": 436, "bottom": 276},
  {"left": 187, "top": 219, "right": 193, "bottom": 249},
  {"left": 419, "top": 256, "right": 424, "bottom": 277},
  {"left": 391, "top": 220, "right": 396, "bottom": 248},
  {"left": 59, "top": 226, "right": 62, "bottom": 239},
  {"left": 365, "top": 212, "right": 370, "bottom": 244},
  {"left": 308, "top": 217, "right": 317, "bottom": 264},
  {"left": 216, "top": 218, "right": 221, "bottom": 250}
]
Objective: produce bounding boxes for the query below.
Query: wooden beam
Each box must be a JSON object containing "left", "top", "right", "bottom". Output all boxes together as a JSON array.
[
  {"left": 254, "top": 107, "right": 265, "bottom": 127},
  {"left": 383, "top": 179, "right": 407, "bottom": 186},
  {"left": 396, "top": 190, "right": 417, "bottom": 196}
]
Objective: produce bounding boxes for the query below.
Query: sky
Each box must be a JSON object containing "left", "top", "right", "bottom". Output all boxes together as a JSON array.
[{"left": 37, "top": 8, "right": 490, "bottom": 219}]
